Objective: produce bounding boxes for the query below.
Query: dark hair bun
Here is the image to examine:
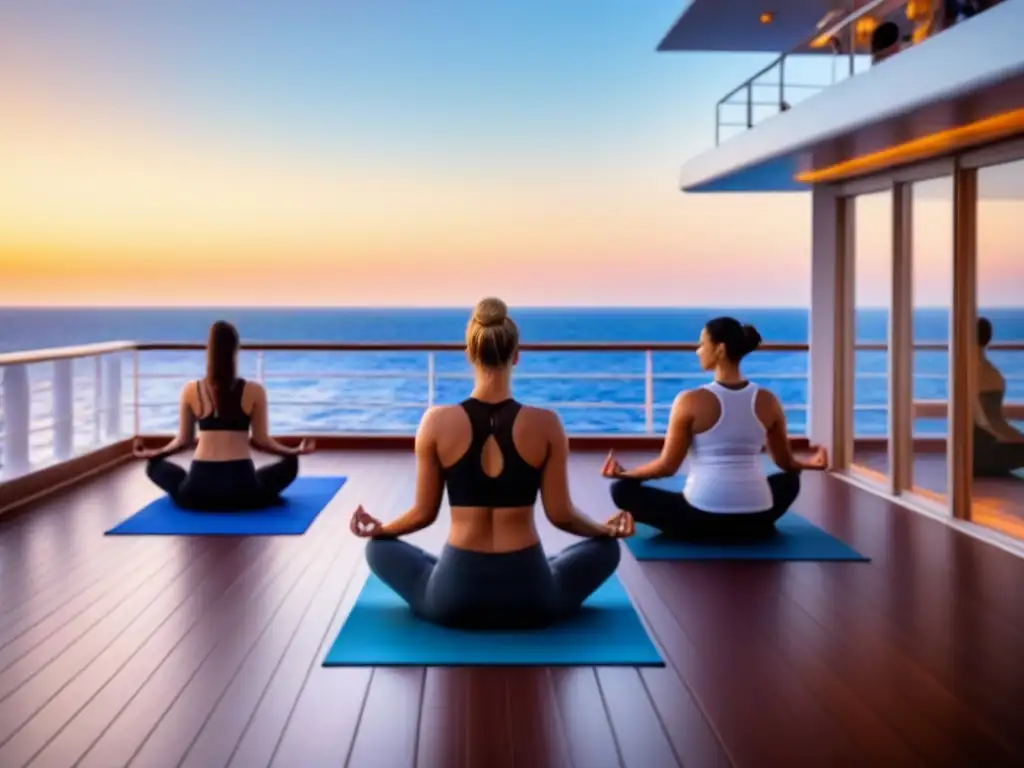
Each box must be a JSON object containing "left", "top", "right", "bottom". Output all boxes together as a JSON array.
[{"left": 741, "top": 324, "right": 762, "bottom": 353}]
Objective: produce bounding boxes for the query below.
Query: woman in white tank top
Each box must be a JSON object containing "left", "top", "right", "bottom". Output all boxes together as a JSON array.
[{"left": 601, "top": 317, "right": 829, "bottom": 540}]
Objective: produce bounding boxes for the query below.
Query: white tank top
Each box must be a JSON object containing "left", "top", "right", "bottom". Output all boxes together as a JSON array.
[{"left": 682, "top": 382, "right": 773, "bottom": 514}]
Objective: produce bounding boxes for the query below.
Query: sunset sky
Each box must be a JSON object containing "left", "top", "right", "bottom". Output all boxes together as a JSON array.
[{"left": 1, "top": 1, "right": 1020, "bottom": 308}]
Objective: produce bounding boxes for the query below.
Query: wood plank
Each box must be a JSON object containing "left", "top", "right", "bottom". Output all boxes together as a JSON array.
[
  {"left": 0, "top": 542, "right": 205, "bottom": 689},
  {"left": 597, "top": 667, "right": 680, "bottom": 768},
  {"left": 128, "top": 534, "right": 358, "bottom": 767},
  {"left": 1, "top": 538, "right": 269, "bottom": 767},
  {"left": 238, "top": 455, "right": 416, "bottom": 768},
  {"left": 16, "top": 539, "right": 292, "bottom": 767},
  {"left": 0, "top": 536, "right": 152, "bottom": 619},
  {"left": 506, "top": 669, "right": 574, "bottom": 768},
  {"left": 416, "top": 667, "right": 472, "bottom": 768},
  {"left": 0, "top": 544, "right": 158, "bottom": 653},
  {"left": 639, "top": 667, "right": 731, "bottom": 768},
  {"left": 791, "top": 475, "right": 1024, "bottom": 746},
  {"left": 0, "top": 449, "right": 1020, "bottom": 767},
  {"left": 671, "top": 564, "right": 940, "bottom": 766},
  {"left": 67, "top": 468, "right": 367, "bottom": 768},
  {"left": 345, "top": 668, "right": 425, "bottom": 767},
  {"left": 548, "top": 669, "right": 621, "bottom": 768},
  {"left": 0, "top": 538, "right": 227, "bottom": 745},
  {"left": 176, "top": 530, "right": 366, "bottom": 766},
  {"left": 781, "top": 564, "right": 1022, "bottom": 764}
]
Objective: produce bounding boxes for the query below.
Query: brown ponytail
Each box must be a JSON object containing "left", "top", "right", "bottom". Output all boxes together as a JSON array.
[{"left": 205, "top": 320, "right": 241, "bottom": 416}]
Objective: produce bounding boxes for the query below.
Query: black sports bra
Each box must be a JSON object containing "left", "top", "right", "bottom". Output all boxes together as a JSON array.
[
  {"left": 442, "top": 398, "right": 544, "bottom": 508},
  {"left": 196, "top": 378, "right": 251, "bottom": 432}
]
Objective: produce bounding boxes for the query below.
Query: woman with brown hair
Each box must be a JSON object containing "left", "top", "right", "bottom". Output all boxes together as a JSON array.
[
  {"left": 135, "top": 320, "right": 315, "bottom": 510},
  {"left": 349, "top": 297, "right": 631, "bottom": 629}
]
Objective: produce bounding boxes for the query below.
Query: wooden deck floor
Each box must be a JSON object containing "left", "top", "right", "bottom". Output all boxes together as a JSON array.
[
  {"left": 1, "top": 450, "right": 1023, "bottom": 768},
  {"left": 854, "top": 449, "right": 1024, "bottom": 537}
]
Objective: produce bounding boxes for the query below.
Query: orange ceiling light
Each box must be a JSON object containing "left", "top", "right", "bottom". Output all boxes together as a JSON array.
[
  {"left": 759, "top": 12, "right": 774, "bottom": 24},
  {"left": 795, "top": 109, "right": 1024, "bottom": 184},
  {"left": 854, "top": 16, "right": 878, "bottom": 45},
  {"left": 906, "top": 0, "right": 929, "bottom": 21}
]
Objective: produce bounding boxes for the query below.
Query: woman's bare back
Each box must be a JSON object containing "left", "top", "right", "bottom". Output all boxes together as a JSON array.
[
  {"left": 430, "top": 402, "right": 551, "bottom": 553},
  {"left": 188, "top": 380, "right": 259, "bottom": 461}
]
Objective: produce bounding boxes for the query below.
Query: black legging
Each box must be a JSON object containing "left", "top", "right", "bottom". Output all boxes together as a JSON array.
[
  {"left": 146, "top": 455, "right": 299, "bottom": 511},
  {"left": 974, "top": 427, "right": 1024, "bottom": 477},
  {"left": 364, "top": 537, "right": 621, "bottom": 629},
  {"left": 610, "top": 471, "right": 801, "bottom": 541}
]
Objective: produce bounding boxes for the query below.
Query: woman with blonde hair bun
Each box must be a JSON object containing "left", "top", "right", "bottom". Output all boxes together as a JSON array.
[{"left": 350, "top": 297, "right": 632, "bottom": 629}]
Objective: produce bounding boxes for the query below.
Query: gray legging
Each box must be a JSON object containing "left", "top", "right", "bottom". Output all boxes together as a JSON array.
[{"left": 364, "top": 537, "right": 621, "bottom": 629}]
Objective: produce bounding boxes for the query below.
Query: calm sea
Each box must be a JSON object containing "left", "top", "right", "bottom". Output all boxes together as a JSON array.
[{"left": 1, "top": 308, "right": 1023, "bottom": 457}]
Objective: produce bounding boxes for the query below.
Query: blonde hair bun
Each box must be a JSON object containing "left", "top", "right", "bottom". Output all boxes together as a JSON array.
[
  {"left": 465, "top": 296, "right": 519, "bottom": 368},
  {"left": 472, "top": 297, "right": 508, "bottom": 327}
]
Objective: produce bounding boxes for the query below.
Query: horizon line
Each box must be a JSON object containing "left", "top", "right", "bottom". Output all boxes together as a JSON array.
[{"left": 3, "top": 303, "right": 1022, "bottom": 311}]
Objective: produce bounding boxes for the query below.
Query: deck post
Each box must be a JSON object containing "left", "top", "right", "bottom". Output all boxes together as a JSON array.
[
  {"left": 92, "top": 356, "right": 103, "bottom": 445},
  {"left": 52, "top": 359, "right": 74, "bottom": 462},
  {"left": 949, "top": 164, "right": 977, "bottom": 520},
  {"left": 132, "top": 349, "right": 140, "bottom": 435},
  {"left": 889, "top": 183, "right": 914, "bottom": 494},
  {"left": 1, "top": 364, "right": 31, "bottom": 478},
  {"left": 426, "top": 352, "right": 436, "bottom": 408},
  {"left": 644, "top": 350, "right": 654, "bottom": 434},
  {"left": 808, "top": 184, "right": 854, "bottom": 468},
  {"left": 104, "top": 356, "right": 123, "bottom": 440}
]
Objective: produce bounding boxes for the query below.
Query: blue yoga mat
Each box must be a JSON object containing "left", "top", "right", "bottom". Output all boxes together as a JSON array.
[
  {"left": 105, "top": 476, "right": 346, "bottom": 536},
  {"left": 622, "top": 474, "right": 868, "bottom": 561},
  {"left": 323, "top": 573, "right": 664, "bottom": 667},
  {"left": 625, "top": 516, "right": 869, "bottom": 561}
]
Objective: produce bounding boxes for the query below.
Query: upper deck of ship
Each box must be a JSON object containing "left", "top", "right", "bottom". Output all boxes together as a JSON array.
[
  {"left": 659, "top": 0, "right": 1024, "bottom": 191},
  {"left": 2, "top": 339, "right": 1024, "bottom": 766}
]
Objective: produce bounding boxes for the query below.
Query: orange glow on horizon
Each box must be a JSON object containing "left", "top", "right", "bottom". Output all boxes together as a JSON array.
[{"left": 2, "top": 64, "right": 1021, "bottom": 308}]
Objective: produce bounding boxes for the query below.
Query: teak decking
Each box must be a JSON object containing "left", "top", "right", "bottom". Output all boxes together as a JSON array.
[{"left": 0, "top": 450, "right": 1023, "bottom": 768}]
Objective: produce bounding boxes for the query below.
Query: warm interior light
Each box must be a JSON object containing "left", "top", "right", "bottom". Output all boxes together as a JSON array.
[
  {"left": 906, "top": 0, "right": 927, "bottom": 21},
  {"left": 855, "top": 16, "right": 878, "bottom": 44},
  {"left": 795, "top": 109, "right": 1024, "bottom": 184},
  {"left": 759, "top": 12, "right": 774, "bottom": 24}
]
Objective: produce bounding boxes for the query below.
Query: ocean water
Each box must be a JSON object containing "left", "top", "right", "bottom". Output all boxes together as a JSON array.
[{"left": 1, "top": 307, "right": 1023, "bottom": 465}]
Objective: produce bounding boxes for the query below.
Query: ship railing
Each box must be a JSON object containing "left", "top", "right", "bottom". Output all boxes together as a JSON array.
[
  {"left": 1, "top": 339, "right": 1023, "bottom": 483},
  {"left": 715, "top": 0, "right": 983, "bottom": 145}
]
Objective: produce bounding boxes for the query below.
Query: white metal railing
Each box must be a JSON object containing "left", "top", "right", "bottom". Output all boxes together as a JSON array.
[
  {"left": 1, "top": 339, "right": 1023, "bottom": 483},
  {"left": 1, "top": 342, "right": 134, "bottom": 480},
  {"left": 715, "top": 0, "right": 995, "bottom": 144}
]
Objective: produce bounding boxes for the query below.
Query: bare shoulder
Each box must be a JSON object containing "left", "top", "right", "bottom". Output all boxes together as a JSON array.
[
  {"left": 419, "top": 405, "right": 452, "bottom": 430},
  {"left": 754, "top": 386, "right": 782, "bottom": 425},
  {"left": 678, "top": 388, "right": 705, "bottom": 405},
  {"left": 677, "top": 387, "right": 711, "bottom": 410},
  {"left": 243, "top": 380, "right": 267, "bottom": 400},
  {"left": 754, "top": 386, "right": 781, "bottom": 409},
  {"left": 419, "top": 404, "right": 471, "bottom": 438},
  {"left": 179, "top": 380, "right": 198, "bottom": 403},
  {"left": 518, "top": 404, "right": 562, "bottom": 434}
]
